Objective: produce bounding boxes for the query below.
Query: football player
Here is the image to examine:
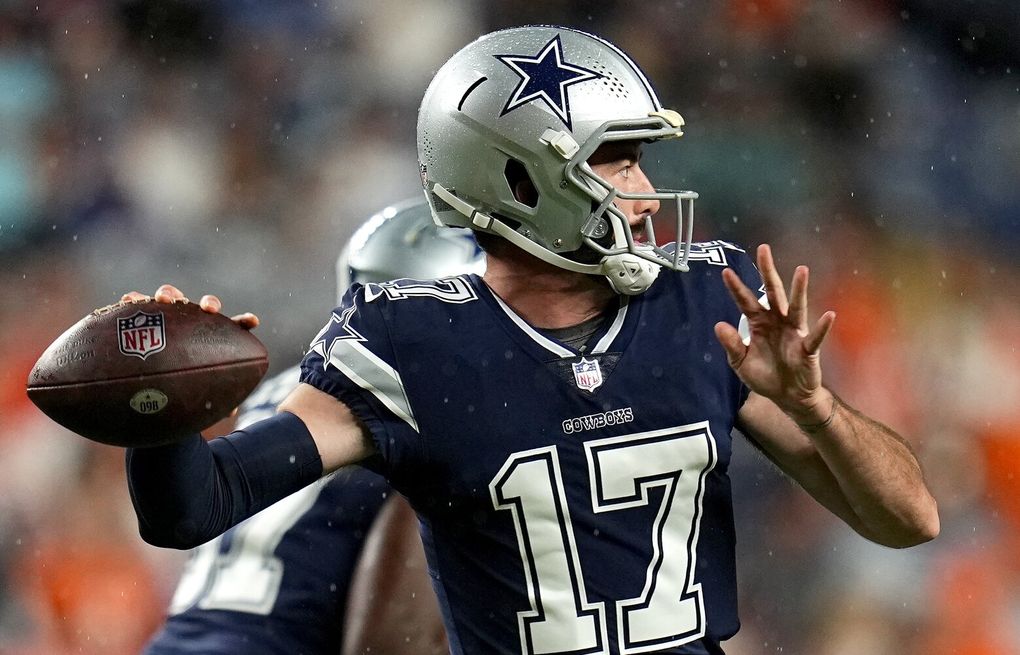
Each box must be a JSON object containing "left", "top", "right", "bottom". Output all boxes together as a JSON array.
[
  {"left": 122, "top": 26, "right": 938, "bottom": 654},
  {"left": 142, "top": 198, "right": 484, "bottom": 655}
]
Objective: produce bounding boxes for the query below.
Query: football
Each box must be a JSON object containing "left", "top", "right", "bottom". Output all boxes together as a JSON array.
[{"left": 26, "top": 297, "right": 269, "bottom": 447}]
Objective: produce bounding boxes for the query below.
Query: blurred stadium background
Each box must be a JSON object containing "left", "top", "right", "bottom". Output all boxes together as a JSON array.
[{"left": 0, "top": 1, "right": 1017, "bottom": 653}]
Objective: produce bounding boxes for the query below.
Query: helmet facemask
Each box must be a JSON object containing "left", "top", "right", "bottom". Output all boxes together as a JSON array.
[{"left": 555, "top": 111, "right": 699, "bottom": 292}]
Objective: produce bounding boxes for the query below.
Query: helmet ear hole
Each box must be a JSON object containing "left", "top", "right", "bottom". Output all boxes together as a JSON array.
[{"left": 504, "top": 159, "right": 538, "bottom": 208}]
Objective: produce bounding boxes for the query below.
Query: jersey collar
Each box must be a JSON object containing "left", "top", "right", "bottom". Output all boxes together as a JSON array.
[{"left": 472, "top": 276, "right": 633, "bottom": 359}]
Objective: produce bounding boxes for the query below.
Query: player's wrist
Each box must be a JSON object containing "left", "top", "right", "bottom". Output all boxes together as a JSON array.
[{"left": 788, "top": 389, "right": 837, "bottom": 433}]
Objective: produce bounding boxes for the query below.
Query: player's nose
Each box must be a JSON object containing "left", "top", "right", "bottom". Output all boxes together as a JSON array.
[{"left": 631, "top": 166, "right": 659, "bottom": 219}]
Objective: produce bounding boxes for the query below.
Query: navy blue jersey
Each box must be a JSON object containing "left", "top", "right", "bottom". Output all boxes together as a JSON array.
[
  {"left": 144, "top": 366, "right": 390, "bottom": 655},
  {"left": 300, "top": 241, "right": 763, "bottom": 655}
]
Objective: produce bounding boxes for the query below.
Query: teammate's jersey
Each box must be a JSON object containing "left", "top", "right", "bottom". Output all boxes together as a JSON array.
[
  {"left": 300, "top": 241, "right": 763, "bottom": 655},
  {"left": 144, "top": 366, "right": 390, "bottom": 655}
]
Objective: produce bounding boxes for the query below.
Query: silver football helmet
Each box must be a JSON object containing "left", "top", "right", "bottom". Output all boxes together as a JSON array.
[
  {"left": 336, "top": 198, "right": 486, "bottom": 302},
  {"left": 417, "top": 25, "right": 697, "bottom": 295}
]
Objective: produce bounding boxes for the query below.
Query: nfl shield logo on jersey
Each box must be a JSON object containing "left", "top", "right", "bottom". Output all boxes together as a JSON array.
[
  {"left": 118, "top": 311, "right": 166, "bottom": 360},
  {"left": 572, "top": 357, "right": 603, "bottom": 392}
]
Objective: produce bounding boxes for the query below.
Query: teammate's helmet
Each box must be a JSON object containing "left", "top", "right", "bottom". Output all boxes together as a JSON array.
[
  {"left": 417, "top": 25, "right": 697, "bottom": 295},
  {"left": 336, "top": 198, "right": 486, "bottom": 302}
]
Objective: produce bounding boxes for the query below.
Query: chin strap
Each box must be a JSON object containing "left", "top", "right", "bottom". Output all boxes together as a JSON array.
[
  {"left": 430, "top": 181, "right": 662, "bottom": 295},
  {"left": 602, "top": 253, "right": 660, "bottom": 295}
]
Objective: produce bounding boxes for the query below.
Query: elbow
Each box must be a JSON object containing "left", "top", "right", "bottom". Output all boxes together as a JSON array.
[
  {"left": 137, "top": 519, "right": 211, "bottom": 550},
  {"left": 877, "top": 499, "right": 941, "bottom": 549},
  {"left": 908, "top": 501, "right": 941, "bottom": 546}
]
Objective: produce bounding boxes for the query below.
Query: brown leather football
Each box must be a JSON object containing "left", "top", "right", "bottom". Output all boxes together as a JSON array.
[{"left": 26, "top": 297, "right": 269, "bottom": 447}]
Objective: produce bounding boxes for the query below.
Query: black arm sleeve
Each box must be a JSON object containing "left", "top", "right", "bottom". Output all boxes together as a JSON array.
[{"left": 125, "top": 411, "right": 323, "bottom": 549}]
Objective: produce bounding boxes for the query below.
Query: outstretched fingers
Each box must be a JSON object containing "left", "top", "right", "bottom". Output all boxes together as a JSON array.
[
  {"left": 756, "top": 244, "right": 789, "bottom": 315},
  {"left": 714, "top": 321, "right": 748, "bottom": 369},
  {"left": 787, "top": 265, "right": 811, "bottom": 331},
  {"left": 721, "top": 268, "right": 765, "bottom": 317},
  {"left": 804, "top": 310, "right": 836, "bottom": 354}
]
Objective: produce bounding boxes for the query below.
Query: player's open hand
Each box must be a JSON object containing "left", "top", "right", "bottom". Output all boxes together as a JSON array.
[
  {"left": 120, "top": 284, "right": 260, "bottom": 330},
  {"left": 714, "top": 244, "right": 835, "bottom": 423}
]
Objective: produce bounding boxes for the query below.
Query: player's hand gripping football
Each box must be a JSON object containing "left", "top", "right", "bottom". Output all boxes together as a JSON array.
[
  {"left": 714, "top": 244, "right": 836, "bottom": 424},
  {"left": 121, "top": 284, "right": 260, "bottom": 329}
]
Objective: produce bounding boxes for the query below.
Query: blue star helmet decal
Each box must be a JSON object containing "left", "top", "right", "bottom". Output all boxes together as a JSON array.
[{"left": 495, "top": 34, "right": 603, "bottom": 131}]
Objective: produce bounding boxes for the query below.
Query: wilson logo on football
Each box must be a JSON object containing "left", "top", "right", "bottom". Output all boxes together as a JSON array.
[{"left": 118, "top": 311, "right": 166, "bottom": 360}]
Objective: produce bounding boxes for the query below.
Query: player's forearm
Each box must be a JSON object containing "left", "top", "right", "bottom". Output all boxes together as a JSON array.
[
  {"left": 125, "top": 411, "right": 323, "bottom": 549},
  {"left": 794, "top": 392, "right": 940, "bottom": 548}
]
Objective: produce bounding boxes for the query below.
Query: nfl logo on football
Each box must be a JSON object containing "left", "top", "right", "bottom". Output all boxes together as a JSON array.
[
  {"left": 118, "top": 311, "right": 166, "bottom": 360},
  {"left": 572, "top": 357, "right": 603, "bottom": 392}
]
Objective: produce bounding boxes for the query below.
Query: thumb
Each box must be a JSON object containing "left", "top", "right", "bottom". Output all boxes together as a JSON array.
[{"left": 714, "top": 321, "right": 747, "bottom": 370}]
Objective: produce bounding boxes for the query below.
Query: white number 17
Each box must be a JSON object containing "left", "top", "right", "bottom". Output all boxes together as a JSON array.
[{"left": 490, "top": 422, "right": 717, "bottom": 655}]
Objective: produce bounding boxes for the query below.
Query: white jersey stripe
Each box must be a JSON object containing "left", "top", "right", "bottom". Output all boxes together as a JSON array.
[
  {"left": 326, "top": 340, "right": 419, "bottom": 432},
  {"left": 590, "top": 297, "right": 628, "bottom": 355},
  {"left": 490, "top": 291, "right": 576, "bottom": 358}
]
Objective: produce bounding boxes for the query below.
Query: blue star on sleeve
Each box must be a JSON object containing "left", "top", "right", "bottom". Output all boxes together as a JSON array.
[{"left": 308, "top": 306, "right": 366, "bottom": 365}]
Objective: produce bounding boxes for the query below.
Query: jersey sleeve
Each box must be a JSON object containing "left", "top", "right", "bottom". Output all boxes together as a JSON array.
[{"left": 300, "top": 285, "right": 425, "bottom": 476}]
